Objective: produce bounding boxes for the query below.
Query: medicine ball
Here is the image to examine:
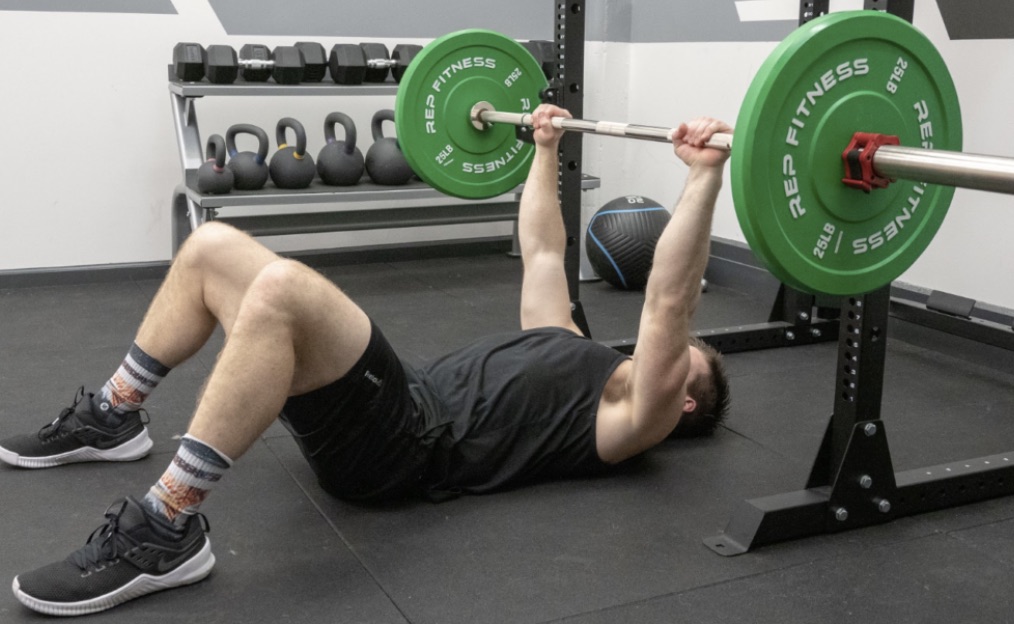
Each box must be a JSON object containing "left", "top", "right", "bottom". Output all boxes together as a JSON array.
[{"left": 585, "top": 196, "right": 671, "bottom": 290}]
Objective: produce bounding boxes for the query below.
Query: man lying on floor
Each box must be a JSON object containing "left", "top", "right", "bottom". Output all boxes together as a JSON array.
[{"left": 0, "top": 105, "right": 731, "bottom": 616}]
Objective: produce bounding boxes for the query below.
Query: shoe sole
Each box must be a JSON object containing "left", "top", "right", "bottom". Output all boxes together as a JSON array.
[
  {"left": 12, "top": 538, "right": 215, "bottom": 616},
  {"left": 0, "top": 429, "right": 153, "bottom": 469}
]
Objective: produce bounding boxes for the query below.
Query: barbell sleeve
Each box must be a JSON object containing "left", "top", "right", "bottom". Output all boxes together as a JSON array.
[{"left": 871, "top": 145, "right": 1014, "bottom": 195}]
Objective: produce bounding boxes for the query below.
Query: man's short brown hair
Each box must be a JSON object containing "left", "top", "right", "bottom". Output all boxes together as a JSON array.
[{"left": 671, "top": 338, "right": 730, "bottom": 438}]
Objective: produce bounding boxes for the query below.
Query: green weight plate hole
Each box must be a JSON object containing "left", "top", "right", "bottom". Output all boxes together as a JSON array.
[
  {"left": 445, "top": 78, "right": 514, "bottom": 154},
  {"left": 809, "top": 91, "right": 906, "bottom": 223}
]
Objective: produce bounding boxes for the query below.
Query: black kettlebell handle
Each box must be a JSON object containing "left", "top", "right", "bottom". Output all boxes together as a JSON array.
[
  {"left": 323, "top": 112, "right": 358, "bottom": 155},
  {"left": 371, "top": 109, "right": 397, "bottom": 143},
  {"left": 205, "top": 134, "right": 227, "bottom": 170},
  {"left": 226, "top": 124, "right": 269, "bottom": 163},
  {"left": 275, "top": 117, "right": 308, "bottom": 157}
]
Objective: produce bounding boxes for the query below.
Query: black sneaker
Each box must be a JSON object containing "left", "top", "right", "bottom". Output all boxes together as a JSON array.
[
  {"left": 12, "top": 496, "right": 214, "bottom": 616},
  {"left": 0, "top": 387, "right": 153, "bottom": 468}
]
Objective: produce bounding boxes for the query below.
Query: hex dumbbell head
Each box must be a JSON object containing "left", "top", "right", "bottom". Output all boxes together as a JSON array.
[
  {"left": 238, "top": 44, "right": 273, "bottom": 82},
  {"left": 271, "top": 45, "right": 305, "bottom": 84},
  {"left": 294, "top": 42, "right": 328, "bottom": 82},
  {"left": 173, "top": 42, "right": 206, "bottom": 81},
  {"left": 360, "top": 42, "right": 391, "bottom": 82},
  {"left": 391, "top": 44, "right": 422, "bottom": 82},
  {"left": 205, "top": 44, "right": 239, "bottom": 84},
  {"left": 328, "top": 44, "right": 367, "bottom": 85}
]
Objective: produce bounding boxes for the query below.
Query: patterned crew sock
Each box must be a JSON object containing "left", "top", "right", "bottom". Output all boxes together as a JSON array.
[
  {"left": 98, "top": 342, "right": 172, "bottom": 417},
  {"left": 143, "top": 434, "right": 233, "bottom": 530}
]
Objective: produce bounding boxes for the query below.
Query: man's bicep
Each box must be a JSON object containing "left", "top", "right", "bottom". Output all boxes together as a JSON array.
[{"left": 519, "top": 251, "right": 581, "bottom": 333}]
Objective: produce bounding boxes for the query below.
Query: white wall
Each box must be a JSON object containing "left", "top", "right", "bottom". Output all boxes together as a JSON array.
[
  {"left": 0, "top": 3, "right": 510, "bottom": 273},
  {"left": 3, "top": 3, "right": 1013, "bottom": 312},
  {"left": 900, "top": 4, "right": 1014, "bottom": 309},
  {"left": 584, "top": 3, "right": 1014, "bottom": 310}
]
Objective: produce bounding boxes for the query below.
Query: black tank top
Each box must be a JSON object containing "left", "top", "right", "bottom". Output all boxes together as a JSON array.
[{"left": 411, "top": 327, "right": 629, "bottom": 494}]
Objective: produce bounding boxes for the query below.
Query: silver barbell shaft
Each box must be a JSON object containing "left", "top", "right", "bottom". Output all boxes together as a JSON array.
[
  {"left": 474, "top": 108, "right": 734, "bottom": 151},
  {"left": 473, "top": 106, "right": 1014, "bottom": 196},
  {"left": 872, "top": 145, "right": 1014, "bottom": 195}
]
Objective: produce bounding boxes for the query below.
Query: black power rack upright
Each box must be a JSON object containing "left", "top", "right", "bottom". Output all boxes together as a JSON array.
[{"left": 703, "top": 0, "right": 1014, "bottom": 555}]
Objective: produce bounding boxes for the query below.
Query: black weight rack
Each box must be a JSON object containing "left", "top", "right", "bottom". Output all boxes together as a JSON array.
[
  {"left": 168, "top": 12, "right": 600, "bottom": 256},
  {"left": 702, "top": 0, "right": 1014, "bottom": 556}
]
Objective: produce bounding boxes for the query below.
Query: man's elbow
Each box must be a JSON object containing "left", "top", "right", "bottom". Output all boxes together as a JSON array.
[{"left": 644, "top": 287, "right": 695, "bottom": 321}]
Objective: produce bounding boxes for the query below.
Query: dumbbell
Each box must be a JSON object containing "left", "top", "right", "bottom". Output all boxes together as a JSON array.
[
  {"left": 294, "top": 42, "right": 328, "bottom": 82},
  {"left": 327, "top": 43, "right": 422, "bottom": 85},
  {"left": 172, "top": 42, "right": 305, "bottom": 84},
  {"left": 172, "top": 42, "right": 207, "bottom": 81}
]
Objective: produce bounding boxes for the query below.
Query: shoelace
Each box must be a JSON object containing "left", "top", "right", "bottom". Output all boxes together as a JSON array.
[
  {"left": 36, "top": 388, "right": 150, "bottom": 442},
  {"left": 70, "top": 499, "right": 130, "bottom": 572},
  {"left": 37, "top": 386, "right": 86, "bottom": 441},
  {"left": 69, "top": 501, "right": 211, "bottom": 573}
]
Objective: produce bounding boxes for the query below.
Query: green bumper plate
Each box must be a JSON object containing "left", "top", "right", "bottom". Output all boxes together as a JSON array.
[
  {"left": 732, "top": 11, "right": 962, "bottom": 295},
  {"left": 396, "top": 29, "right": 548, "bottom": 199}
]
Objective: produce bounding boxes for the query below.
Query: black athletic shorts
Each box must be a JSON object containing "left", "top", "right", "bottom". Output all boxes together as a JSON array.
[{"left": 278, "top": 321, "right": 436, "bottom": 502}]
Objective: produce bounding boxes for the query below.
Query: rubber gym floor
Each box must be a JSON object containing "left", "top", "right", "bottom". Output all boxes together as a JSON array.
[{"left": 2, "top": 244, "right": 1014, "bottom": 623}]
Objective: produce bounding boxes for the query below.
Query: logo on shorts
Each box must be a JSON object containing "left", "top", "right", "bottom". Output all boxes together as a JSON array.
[{"left": 364, "top": 370, "right": 382, "bottom": 387}]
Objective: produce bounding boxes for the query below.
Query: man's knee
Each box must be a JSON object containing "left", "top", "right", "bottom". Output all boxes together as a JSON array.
[
  {"left": 241, "top": 260, "right": 309, "bottom": 322},
  {"left": 177, "top": 222, "right": 250, "bottom": 267}
]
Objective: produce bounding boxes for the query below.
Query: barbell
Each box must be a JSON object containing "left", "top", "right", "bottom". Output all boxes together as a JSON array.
[
  {"left": 393, "top": 11, "right": 1014, "bottom": 296},
  {"left": 466, "top": 107, "right": 1014, "bottom": 195}
]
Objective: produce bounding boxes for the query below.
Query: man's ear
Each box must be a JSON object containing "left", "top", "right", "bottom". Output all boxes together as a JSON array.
[{"left": 683, "top": 395, "right": 697, "bottom": 414}]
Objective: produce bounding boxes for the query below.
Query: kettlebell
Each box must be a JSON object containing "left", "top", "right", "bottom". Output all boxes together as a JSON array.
[
  {"left": 316, "top": 112, "right": 365, "bottom": 186},
  {"left": 197, "top": 134, "right": 234, "bottom": 194},
  {"left": 269, "top": 117, "right": 316, "bottom": 189},
  {"left": 225, "top": 124, "right": 270, "bottom": 190},
  {"left": 365, "top": 109, "right": 414, "bottom": 185}
]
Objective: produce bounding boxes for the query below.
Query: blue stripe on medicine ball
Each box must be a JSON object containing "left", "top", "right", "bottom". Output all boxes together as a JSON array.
[
  {"left": 586, "top": 224, "right": 629, "bottom": 289},
  {"left": 586, "top": 205, "right": 670, "bottom": 290}
]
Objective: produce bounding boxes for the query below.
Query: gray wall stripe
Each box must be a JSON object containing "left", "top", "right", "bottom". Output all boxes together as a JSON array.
[
  {"left": 627, "top": 0, "right": 795, "bottom": 43},
  {"left": 937, "top": 0, "right": 1014, "bottom": 39},
  {"left": 208, "top": 0, "right": 554, "bottom": 39},
  {"left": 0, "top": 0, "right": 175, "bottom": 13},
  {"left": 2, "top": 1, "right": 1011, "bottom": 42},
  {"left": 204, "top": 0, "right": 796, "bottom": 43}
]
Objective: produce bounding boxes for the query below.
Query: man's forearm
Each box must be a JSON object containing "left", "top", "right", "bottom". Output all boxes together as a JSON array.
[
  {"left": 518, "top": 145, "right": 564, "bottom": 259},
  {"left": 645, "top": 164, "right": 724, "bottom": 314}
]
